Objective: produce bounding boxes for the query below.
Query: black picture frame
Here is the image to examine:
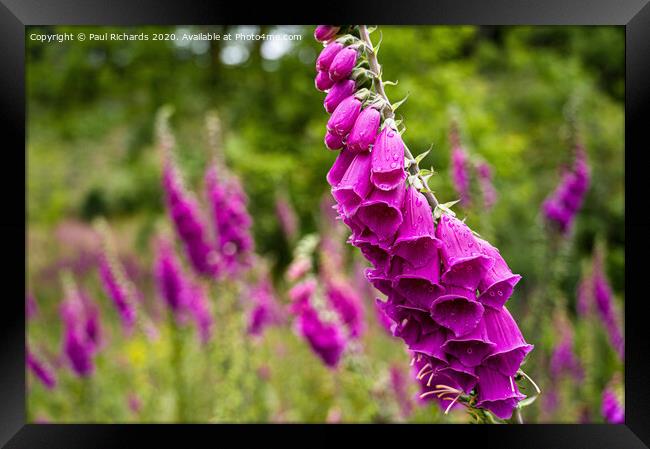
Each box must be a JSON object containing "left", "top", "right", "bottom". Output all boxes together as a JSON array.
[{"left": 3, "top": 0, "right": 648, "bottom": 447}]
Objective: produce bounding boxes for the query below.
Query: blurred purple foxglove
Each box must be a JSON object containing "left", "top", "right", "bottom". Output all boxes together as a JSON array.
[
  {"left": 275, "top": 194, "right": 299, "bottom": 242},
  {"left": 205, "top": 164, "right": 254, "bottom": 275},
  {"left": 61, "top": 279, "right": 103, "bottom": 352},
  {"left": 163, "top": 161, "right": 220, "bottom": 277},
  {"left": 248, "top": 274, "right": 283, "bottom": 337},
  {"left": 286, "top": 257, "right": 312, "bottom": 282},
  {"left": 450, "top": 145, "right": 471, "bottom": 205},
  {"left": 290, "top": 278, "right": 346, "bottom": 368},
  {"left": 477, "top": 162, "right": 497, "bottom": 209},
  {"left": 390, "top": 365, "right": 413, "bottom": 418},
  {"left": 185, "top": 281, "right": 214, "bottom": 345},
  {"left": 549, "top": 312, "right": 582, "bottom": 382},
  {"left": 601, "top": 385, "right": 624, "bottom": 424},
  {"left": 542, "top": 145, "right": 590, "bottom": 234},
  {"left": 128, "top": 392, "right": 142, "bottom": 414},
  {"left": 27, "top": 349, "right": 57, "bottom": 389},
  {"left": 296, "top": 304, "right": 346, "bottom": 368},
  {"left": 99, "top": 251, "right": 137, "bottom": 330},
  {"left": 592, "top": 254, "right": 624, "bottom": 360},
  {"left": 154, "top": 237, "right": 188, "bottom": 318},
  {"left": 576, "top": 273, "right": 592, "bottom": 317},
  {"left": 324, "top": 278, "right": 365, "bottom": 339},
  {"left": 26, "top": 292, "right": 39, "bottom": 320},
  {"left": 63, "top": 325, "right": 94, "bottom": 377}
]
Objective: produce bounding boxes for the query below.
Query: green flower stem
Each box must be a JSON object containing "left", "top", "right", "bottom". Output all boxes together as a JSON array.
[
  {"left": 358, "top": 25, "right": 439, "bottom": 210},
  {"left": 170, "top": 314, "right": 187, "bottom": 422},
  {"left": 79, "top": 376, "right": 93, "bottom": 422}
]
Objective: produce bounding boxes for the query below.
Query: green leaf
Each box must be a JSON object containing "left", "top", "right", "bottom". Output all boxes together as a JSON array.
[
  {"left": 374, "top": 31, "right": 383, "bottom": 55},
  {"left": 414, "top": 149, "right": 431, "bottom": 166},
  {"left": 434, "top": 200, "right": 459, "bottom": 219},
  {"left": 421, "top": 172, "right": 434, "bottom": 187},
  {"left": 517, "top": 395, "right": 539, "bottom": 408},
  {"left": 391, "top": 92, "right": 410, "bottom": 112},
  {"left": 441, "top": 199, "right": 460, "bottom": 209},
  {"left": 408, "top": 175, "right": 423, "bottom": 190}
]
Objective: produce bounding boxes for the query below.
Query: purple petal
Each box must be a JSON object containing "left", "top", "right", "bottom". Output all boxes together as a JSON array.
[
  {"left": 327, "top": 96, "right": 362, "bottom": 137},
  {"left": 392, "top": 186, "right": 441, "bottom": 268},
  {"left": 356, "top": 186, "right": 405, "bottom": 242},
  {"left": 483, "top": 307, "right": 533, "bottom": 376},
  {"left": 331, "top": 151, "right": 372, "bottom": 216},
  {"left": 326, "top": 147, "right": 355, "bottom": 187},
  {"left": 441, "top": 318, "right": 495, "bottom": 367},
  {"left": 435, "top": 214, "right": 494, "bottom": 290},
  {"left": 476, "top": 238, "right": 522, "bottom": 309},
  {"left": 391, "top": 256, "right": 444, "bottom": 310},
  {"left": 347, "top": 107, "right": 381, "bottom": 152},
  {"left": 316, "top": 41, "right": 344, "bottom": 72},
  {"left": 475, "top": 365, "right": 525, "bottom": 420},
  {"left": 328, "top": 46, "right": 358, "bottom": 82},
  {"left": 324, "top": 80, "right": 356, "bottom": 114},
  {"left": 430, "top": 285, "right": 484, "bottom": 337},
  {"left": 370, "top": 125, "right": 407, "bottom": 191}
]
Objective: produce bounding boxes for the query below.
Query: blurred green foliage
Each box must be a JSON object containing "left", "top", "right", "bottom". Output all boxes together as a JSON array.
[{"left": 27, "top": 25, "right": 624, "bottom": 423}]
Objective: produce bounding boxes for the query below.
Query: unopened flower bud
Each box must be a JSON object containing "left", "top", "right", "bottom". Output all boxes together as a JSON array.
[
  {"left": 329, "top": 46, "right": 358, "bottom": 82},
  {"left": 327, "top": 96, "right": 362, "bottom": 137},
  {"left": 314, "top": 25, "right": 340, "bottom": 42},
  {"left": 347, "top": 106, "right": 381, "bottom": 152},
  {"left": 315, "top": 70, "right": 335, "bottom": 91},
  {"left": 316, "top": 42, "right": 344, "bottom": 72},
  {"left": 324, "top": 131, "right": 344, "bottom": 150},
  {"left": 324, "top": 80, "right": 356, "bottom": 113}
]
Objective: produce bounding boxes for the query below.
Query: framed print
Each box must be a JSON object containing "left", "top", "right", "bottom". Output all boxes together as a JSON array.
[{"left": 1, "top": 0, "right": 649, "bottom": 447}]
